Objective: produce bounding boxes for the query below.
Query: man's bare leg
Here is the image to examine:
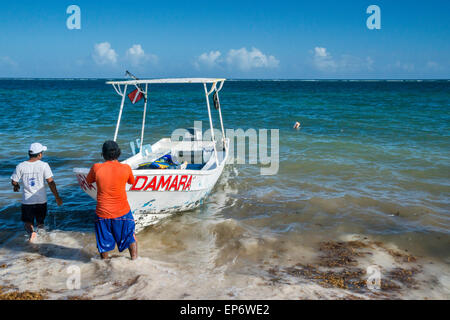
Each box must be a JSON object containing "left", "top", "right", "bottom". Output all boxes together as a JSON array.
[
  {"left": 24, "top": 223, "right": 37, "bottom": 242},
  {"left": 100, "top": 252, "right": 109, "bottom": 259},
  {"left": 128, "top": 241, "right": 138, "bottom": 260}
]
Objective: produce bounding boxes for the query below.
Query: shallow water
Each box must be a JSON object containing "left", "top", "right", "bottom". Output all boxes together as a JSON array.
[{"left": 0, "top": 79, "right": 449, "bottom": 299}]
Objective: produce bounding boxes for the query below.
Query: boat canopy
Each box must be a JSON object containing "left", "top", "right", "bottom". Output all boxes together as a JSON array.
[
  {"left": 106, "top": 78, "right": 226, "bottom": 85},
  {"left": 108, "top": 76, "right": 227, "bottom": 167}
]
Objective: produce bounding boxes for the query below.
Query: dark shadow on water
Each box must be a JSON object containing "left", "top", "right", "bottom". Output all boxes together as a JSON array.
[
  {"left": 9, "top": 241, "right": 93, "bottom": 263},
  {"left": 1, "top": 226, "right": 93, "bottom": 263},
  {"left": 1, "top": 202, "right": 95, "bottom": 263}
]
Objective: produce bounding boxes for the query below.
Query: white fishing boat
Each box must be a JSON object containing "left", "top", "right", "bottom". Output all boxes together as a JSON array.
[{"left": 74, "top": 77, "right": 229, "bottom": 232}]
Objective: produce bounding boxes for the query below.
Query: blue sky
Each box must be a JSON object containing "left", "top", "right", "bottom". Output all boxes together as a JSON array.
[{"left": 0, "top": 0, "right": 449, "bottom": 78}]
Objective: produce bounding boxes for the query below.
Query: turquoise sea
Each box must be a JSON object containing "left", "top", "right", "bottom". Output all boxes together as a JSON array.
[{"left": 0, "top": 79, "right": 449, "bottom": 299}]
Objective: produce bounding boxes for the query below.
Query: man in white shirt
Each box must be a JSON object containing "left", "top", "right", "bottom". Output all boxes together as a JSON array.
[{"left": 11, "top": 143, "right": 63, "bottom": 242}]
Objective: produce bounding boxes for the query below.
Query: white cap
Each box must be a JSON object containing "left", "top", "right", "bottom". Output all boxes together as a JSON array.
[{"left": 29, "top": 142, "right": 47, "bottom": 154}]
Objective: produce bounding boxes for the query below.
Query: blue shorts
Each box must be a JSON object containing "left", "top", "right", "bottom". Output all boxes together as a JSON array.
[{"left": 94, "top": 211, "right": 136, "bottom": 253}]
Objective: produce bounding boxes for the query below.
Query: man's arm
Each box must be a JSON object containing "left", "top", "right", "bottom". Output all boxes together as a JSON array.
[
  {"left": 11, "top": 180, "right": 20, "bottom": 192},
  {"left": 11, "top": 165, "right": 21, "bottom": 192},
  {"left": 86, "top": 165, "right": 96, "bottom": 184},
  {"left": 46, "top": 178, "right": 63, "bottom": 206},
  {"left": 127, "top": 165, "right": 135, "bottom": 185}
]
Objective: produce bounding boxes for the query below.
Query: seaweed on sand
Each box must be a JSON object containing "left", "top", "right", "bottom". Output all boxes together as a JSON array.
[
  {"left": 317, "top": 241, "right": 371, "bottom": 268},
  {"left": 0, "top": 286, "right": 47, "bottom": 300},
  {"left": 265, "top": 240, "right": 421, "bottom": 297},
  {"left": 284, "top": 263, "right": 367, "bottom": 291}
]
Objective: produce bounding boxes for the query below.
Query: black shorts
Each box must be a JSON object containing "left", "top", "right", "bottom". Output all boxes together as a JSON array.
[{"left": 21, "top": 203, "right": 47, "bottom": 225}]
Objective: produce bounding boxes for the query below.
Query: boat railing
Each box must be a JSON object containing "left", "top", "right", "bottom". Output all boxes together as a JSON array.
[{"left": 107, "top": 78, "right": 227, "bottom": 168}]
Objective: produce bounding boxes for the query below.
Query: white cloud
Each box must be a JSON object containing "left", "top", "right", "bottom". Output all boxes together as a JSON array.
[
  {"left": 394, "top": 61, "right": 415, "bottom": 72},
  {"left": 126, "top": 44, "right": 158, "bottom": 67},
  {"left": 313, "top": 47, "right": 337, "bottom": 71},
  {"left": 226, "top": 47, "right": 279, "bottom": 71},
  {"left": 312, "top": 47, "right": 374, "bottom": 73},
  {"left": 426, "top": 61, "right": 439, "bottom": 70},
  {"left": 92, "top": 42, "right": 118, "bottom": 66},
  {"left": 195, "top": 47, "right": 279, "bottom": 71},
  {"left": 0, "top": 56, "right": 18, "bottom": 67},
  {"left": 314, "top": 47, "right": 328, "bottom": 58},
  {"left": 340, "top": 54, "right": 373, "bottom": 72},
  {"left": 195, "top": 50, "right": 222, "bottom": 69}
]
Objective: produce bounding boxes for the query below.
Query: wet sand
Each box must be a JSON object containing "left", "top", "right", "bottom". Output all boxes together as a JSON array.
[{"left": 0, "top": 230, "right": 448, "bottom": 300}]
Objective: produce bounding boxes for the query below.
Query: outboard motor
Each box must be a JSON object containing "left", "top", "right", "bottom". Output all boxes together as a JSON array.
[
  {"left": 178, "top": 126, "right": 204, "bottom": 165},
  {"left": 184, "top": 127, "right": 202, "bottom": 141}
]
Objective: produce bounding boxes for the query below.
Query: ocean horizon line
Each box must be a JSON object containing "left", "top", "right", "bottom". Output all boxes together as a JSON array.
[{"left": 0, "top": 77, "right": 449, "bottom": 82}]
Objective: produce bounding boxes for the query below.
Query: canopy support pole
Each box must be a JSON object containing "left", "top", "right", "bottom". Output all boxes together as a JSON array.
[
  {"left": 214, "top": 81, "right": 226, "bottom": 151},
  {"left": 139, "top": 83, "right": 148, "bottom": 154},
  {"left": 204, "top": 83, "right": 219, "bottom": 167},
  {"left": 113, "top": 84, "right": 128, "bottom": 142}
]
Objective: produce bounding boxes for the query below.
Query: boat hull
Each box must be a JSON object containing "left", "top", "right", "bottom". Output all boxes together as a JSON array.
[{"left": 74, "top": 162, "right": 225, "bottom": 232}]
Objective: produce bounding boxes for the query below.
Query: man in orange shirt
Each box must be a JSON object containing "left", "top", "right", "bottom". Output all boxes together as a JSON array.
[{"left": 86, "top": 141, "right": 138, "bottom": 260}]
